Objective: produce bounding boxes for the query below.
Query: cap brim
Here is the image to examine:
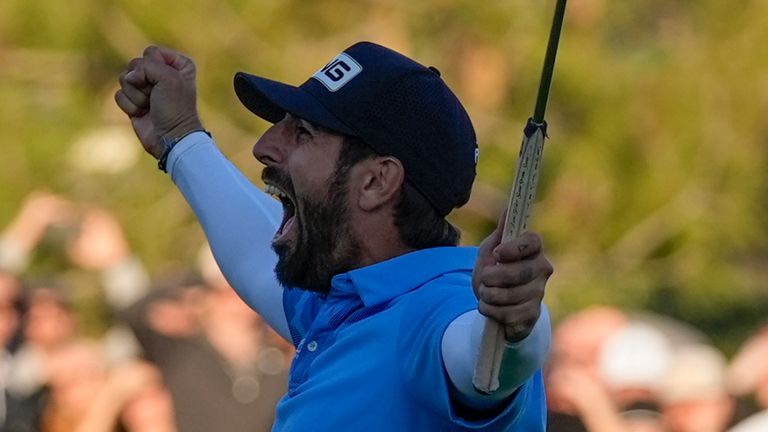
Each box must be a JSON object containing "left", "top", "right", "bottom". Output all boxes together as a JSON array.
[{"left": 234, "top": 72, "right": 356, "bottom": 136}]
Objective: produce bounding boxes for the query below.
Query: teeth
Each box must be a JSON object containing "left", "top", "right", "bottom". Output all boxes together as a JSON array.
[{"left": 264, "top": 184, "right": 288, "bottom": 199}]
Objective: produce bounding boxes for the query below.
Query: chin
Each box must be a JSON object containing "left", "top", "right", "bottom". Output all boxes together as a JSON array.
[{"left": 272, "top": 243, "right": 331, "bottom": 295}]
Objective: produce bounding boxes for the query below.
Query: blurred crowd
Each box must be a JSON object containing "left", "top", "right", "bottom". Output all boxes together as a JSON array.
[
  {"left": 2, "top": 192, "right": 768, "bottom": 432},
  {"left": 0, "top": 193, "right": 292, "bottom": 432},
  {"left": 546, "top": 307, "right": 768, "bottom": 432}
]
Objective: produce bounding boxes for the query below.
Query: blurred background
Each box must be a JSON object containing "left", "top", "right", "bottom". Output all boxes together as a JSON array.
[{"left": 0, "top": 0, "right": 766, "bottom": 431}]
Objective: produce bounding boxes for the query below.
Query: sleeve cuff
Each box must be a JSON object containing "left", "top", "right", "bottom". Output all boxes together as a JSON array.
[
  {"left": 166, "top": 130, "right": 216, "bottom": 179},
  {"left": 442, "top": 305, "right": 551, "bottom": 412}
]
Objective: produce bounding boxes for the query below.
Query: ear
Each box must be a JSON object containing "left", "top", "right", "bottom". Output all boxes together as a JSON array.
[{"left": 356, "top": 156, "right": 405, "bottom": 212}]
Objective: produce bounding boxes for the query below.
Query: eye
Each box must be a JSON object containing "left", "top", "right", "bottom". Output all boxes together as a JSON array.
[
  {"left": 296, "top": 125, "right": 312, "bottom": 144},
  {"left": 297, "top": 125, "right": 311, "bottom": 136}
]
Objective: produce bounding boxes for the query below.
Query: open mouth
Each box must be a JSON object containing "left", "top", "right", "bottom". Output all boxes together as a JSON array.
[{"left": 264, "top": 182, "right": 297, "bottom": 242}]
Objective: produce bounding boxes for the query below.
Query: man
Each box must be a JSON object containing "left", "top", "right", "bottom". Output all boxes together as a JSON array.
[{"left": 115, "top": 41, "right": 553, "bottom": 431}]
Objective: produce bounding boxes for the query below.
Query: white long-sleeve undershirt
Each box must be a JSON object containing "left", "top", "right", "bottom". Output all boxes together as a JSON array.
[{"left": 167, "top": 132, "right": 550, "bottom": 409}]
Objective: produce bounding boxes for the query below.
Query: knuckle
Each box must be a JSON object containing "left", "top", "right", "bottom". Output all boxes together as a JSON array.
[
  {"left": 530, "top": 232, "right": 543, "bottom": 248},
  {"left": 479, "top": 286, "right": 497, "bottom": 304},
  {"left": 528, "top": 231, "right": 542, "bottom": 244},
  {"left": 544, "top": 263, "right": 554, "bottom": 278},
  {"left": 507, "top": 309, "right": 524, "bottom": 325},
  {"left": 143, "top": 45, "right": 159, "bottom": 56},
  {"left": 520, "top": 266, "right": 534, "bottom": 284},
  {"left": 477, "top": 301, "right": 492, "bottom": 317},
  {"left": 522, "top": 313, "right": 538, "bottom": 329},
  {"left": 546, "top": 258, "right": 554, "bottom": 274},
  {"left": 494, "top": 242, "right": 516, "bottom": 261},
  {"left": 480, "top": 267, "right": 499, "bottom": 286}
]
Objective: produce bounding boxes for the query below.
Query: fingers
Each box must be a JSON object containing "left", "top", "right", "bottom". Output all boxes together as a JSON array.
[
  {"left": 479, "top": 256, "right": 552, "bottom": 289},
  {"left": 143, "top": 45, "right": 196, "bottom": 80},
  {"left": 114, "top": 89, "right": 145, "bottom": 117},
  {"left": 116, "top": 76, "right": 149, "bottom": 111},
  {"left": 475, "top": 248, "right": 551, "bottom": 343},
  {"left": 123, "top": 57, "right": 149, "bottom": 87},
  {"left": 494, "top": 232, "right": 543, "bottom": 262},
  {"left": 477, "top": 279, "right": 545, "bottom": 306},
  {"left": 144, "top": 45, "right": 194, "bottom": 70},
  {"left": 116, "top": 58, "right": 150, "bottom": 116}
]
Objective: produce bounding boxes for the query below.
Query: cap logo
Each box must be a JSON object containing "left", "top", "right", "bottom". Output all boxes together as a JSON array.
[{"left": 312, "top": 53, "right": 362, "bottom": 92}]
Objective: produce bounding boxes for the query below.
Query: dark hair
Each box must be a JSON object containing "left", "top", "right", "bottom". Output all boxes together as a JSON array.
[{"left": 337, "top": 136, "right": 461, "bottom": 249}]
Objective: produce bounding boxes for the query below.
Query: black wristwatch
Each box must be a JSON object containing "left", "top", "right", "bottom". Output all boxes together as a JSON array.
[{"left": 157, "top": 129, "right": 211, "bottom": 173}]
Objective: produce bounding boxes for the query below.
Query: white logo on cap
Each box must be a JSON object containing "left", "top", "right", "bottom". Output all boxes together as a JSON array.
[{"left": 312, "top": 53, "right": 362, "bottom": 92}]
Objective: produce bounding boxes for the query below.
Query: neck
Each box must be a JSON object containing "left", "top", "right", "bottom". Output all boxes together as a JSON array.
[{"left": 352, "top": 212, "right": 412, "bottom": 268}]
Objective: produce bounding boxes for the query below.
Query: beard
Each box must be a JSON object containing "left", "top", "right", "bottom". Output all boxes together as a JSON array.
[{"left": 265, "top": 166, "right": 361, "bottom": 295}]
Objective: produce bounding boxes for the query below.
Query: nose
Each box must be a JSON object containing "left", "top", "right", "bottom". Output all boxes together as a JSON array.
[{"left": 252, "top": 119, "right": 289, "bottom": 166}]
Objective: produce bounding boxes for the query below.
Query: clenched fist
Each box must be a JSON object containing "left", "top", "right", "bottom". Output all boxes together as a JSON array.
[{"left": 115, "top": 46, "right": 203, "bottom": 159}]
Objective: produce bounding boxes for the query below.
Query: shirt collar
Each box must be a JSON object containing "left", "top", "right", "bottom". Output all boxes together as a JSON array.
[{"left": 329, "top": 246, "right": 478, "bottom": 307}]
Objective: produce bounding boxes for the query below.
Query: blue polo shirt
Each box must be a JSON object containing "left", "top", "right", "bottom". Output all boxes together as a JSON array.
[{"left": 273, "top": 246, "right": 546, "bottom": 431}]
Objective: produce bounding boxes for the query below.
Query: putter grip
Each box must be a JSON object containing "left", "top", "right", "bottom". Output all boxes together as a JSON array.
[{"left": 473, "top": 121, "right": 546, "bottom": 393}]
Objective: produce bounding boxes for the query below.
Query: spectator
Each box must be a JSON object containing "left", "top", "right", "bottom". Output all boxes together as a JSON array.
[
  {"left": 0, "top": 193, "right": 76, "bottom": 276},
  {"left": 598, "top": 321, "right": 672, "bottom": 411},
  {"left": 1, "top": 192, "right": 290, "bottom": 430},
  {"left": 659, "top": 343, "right": 735, "bottom": 432},
  {"left": 3, "top": 283, "right": 78, "bottom": 432},
  {"left": 726, "top": 326, "right": 768, "bottom": 432},
  {"left": 547, "top": 308, "right": 681, "bottom": 432},
  {"left": 547, "top": 306, "right": 628, "bottom": 431},
  {"left": 49, "top": 198, "right": 290, "bottom": 431},
  {"left": 0, "top": 272, "right": 23, "bottom": 427},
  {"left": 547, "top": 361, "right": 631, "bottom": 432},
  {"left": 38, "top": 338, "right": 175, "bottom": 432},
  {"left": 123, "top": 264, "right": 289, "bottom": 432}
]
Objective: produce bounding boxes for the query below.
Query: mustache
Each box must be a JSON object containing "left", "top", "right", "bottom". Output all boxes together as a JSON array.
[{"left": 262, "top": 166, "right": 295, "bottom": 197}]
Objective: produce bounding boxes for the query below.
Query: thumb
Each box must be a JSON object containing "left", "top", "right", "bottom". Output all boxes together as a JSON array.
[
  {"left": 144, "top": 45, "right": 195, "bottom": 75},
  {"left": 472, "top": 207, "right": 508, "bottom": 296},
  {"left": 480, "top": 206, "right": 509, "bottom": 258}
]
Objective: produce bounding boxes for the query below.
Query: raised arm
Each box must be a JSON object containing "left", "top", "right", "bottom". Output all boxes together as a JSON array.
[
  {"left": 167, "top": 132, "right": 289, "bottom": 338},
  {"left": 115, "top": 46, "right": 290, "bottom": 339}
]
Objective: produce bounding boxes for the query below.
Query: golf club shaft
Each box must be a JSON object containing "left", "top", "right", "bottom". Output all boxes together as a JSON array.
[{"left": 473, "top": 0, "right": 567, "bottom": 394}]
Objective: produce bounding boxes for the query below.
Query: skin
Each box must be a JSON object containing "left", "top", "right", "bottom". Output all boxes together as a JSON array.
[
  {"left": 663, "top": 398, "right": 734, "bottom": 432},
  {"left": 255, "top": 114, "right": 402, "bottom": 293},
  {"left": 115, "top": 45, "right": 553, "bottom": 343}
]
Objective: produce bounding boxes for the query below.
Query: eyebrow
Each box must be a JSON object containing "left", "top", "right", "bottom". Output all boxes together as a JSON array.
[{"left": 285, "top": 113, "right": 323, "bottom": 135}]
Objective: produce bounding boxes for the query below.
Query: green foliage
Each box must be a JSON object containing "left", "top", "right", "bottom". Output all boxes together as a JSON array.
[{"left": 1, "top": 0, "right": 765, "bottom": 347}]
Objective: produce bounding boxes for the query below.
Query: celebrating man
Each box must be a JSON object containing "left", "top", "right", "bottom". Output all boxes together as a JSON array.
[{"left": 116, "top": 41, "right": 552, "bottom": 431}]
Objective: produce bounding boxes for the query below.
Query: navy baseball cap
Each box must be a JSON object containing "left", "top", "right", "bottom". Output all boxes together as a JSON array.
[{"left": 234, "top": 41, "right": 478, "bottom": 217}]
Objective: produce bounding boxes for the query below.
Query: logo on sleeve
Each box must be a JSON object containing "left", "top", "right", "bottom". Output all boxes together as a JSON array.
[{"left": 312, "top": 53, "right": 363, "bottom": 92}]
